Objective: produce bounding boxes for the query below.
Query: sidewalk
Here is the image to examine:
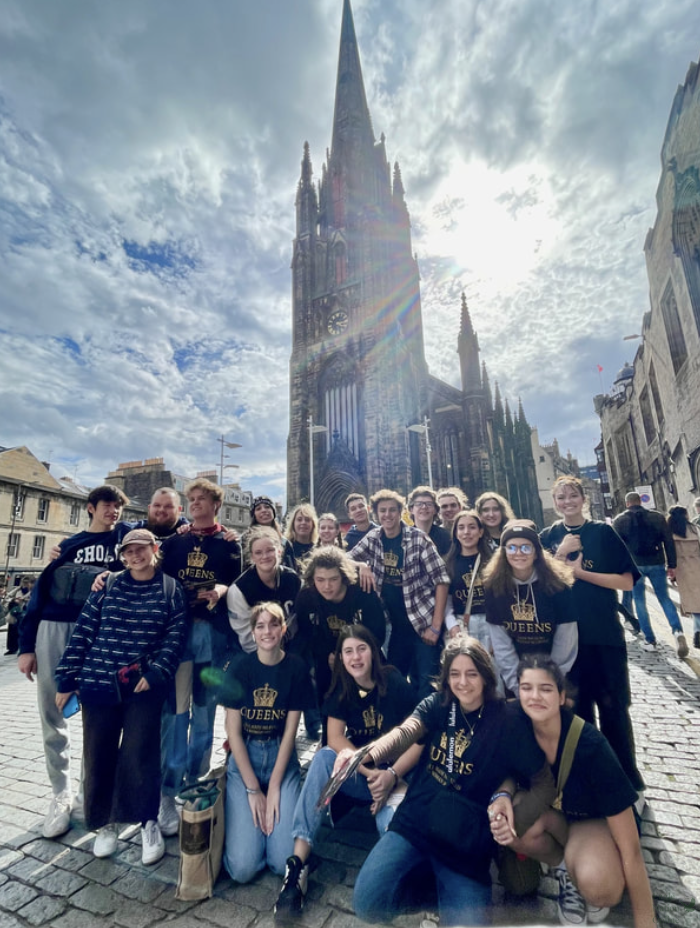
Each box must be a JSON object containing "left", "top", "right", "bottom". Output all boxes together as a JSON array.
[{"left": 1, "top": 602, "right": 699, "bottom": 928}]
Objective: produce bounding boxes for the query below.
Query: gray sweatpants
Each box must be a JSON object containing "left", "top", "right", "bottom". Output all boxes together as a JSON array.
[{"left": 36, "top": 620, "right": 77, "bottom": 796}]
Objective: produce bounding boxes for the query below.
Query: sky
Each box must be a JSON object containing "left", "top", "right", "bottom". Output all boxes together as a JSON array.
[{"left": 2, "top": 0, "right": 699, "bottom": 505}]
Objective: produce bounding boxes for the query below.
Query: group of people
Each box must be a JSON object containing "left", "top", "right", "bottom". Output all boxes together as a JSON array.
[{"left": 13, "top": 473, "right": 684, "bottom": 928}]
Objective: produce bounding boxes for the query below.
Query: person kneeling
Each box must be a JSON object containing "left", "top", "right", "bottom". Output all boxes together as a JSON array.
[
  {"left": 219, "top": 602, "right": 312, "bottom": 883},
  {"left": 489, "top": 655, "right": 656, "bottom": 928}
]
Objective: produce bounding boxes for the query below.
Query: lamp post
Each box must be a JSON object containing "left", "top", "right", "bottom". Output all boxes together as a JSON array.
[
  {"left": 217, "top": 436, "right": 242, "bottom": 486},
  {"left": 407, "top": 416, "right": 433, "bottom": 489},
  {"left": 308, "top": 415, "right": 328, "bottom": 507}
]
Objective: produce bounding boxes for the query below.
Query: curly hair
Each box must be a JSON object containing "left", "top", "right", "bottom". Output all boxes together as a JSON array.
[
  {"left": 302, "top": 545, "right": 358, "bottom": 587},
  {"left": 369, "top": 488, "right": 406, "bottom": 515}
]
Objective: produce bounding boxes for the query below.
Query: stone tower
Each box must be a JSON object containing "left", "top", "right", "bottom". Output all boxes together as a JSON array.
[
  {"left": 286, "top": 0, "right": 543, "bottom": 524},
  {"left": 287, "top": 0, "right": 427, "bottom": 513}
]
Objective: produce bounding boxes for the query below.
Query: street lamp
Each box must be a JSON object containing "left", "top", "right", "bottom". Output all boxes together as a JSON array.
[
  {"left": 217, "top": 435, "right": 242, "bottom": 486},
  {"left": 308, "top": 415, "right": 328, "bottom": 507},
  {"left": 407, "top": 415, "right": 433, "bottom": 489}
]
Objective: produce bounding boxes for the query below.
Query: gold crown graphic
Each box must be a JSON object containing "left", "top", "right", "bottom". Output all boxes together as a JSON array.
[
  {"left": 510, "top": 601, "right": 536, "bottom": 623},
  {"left": 384, "top": 550, "right": 399, "bottom": 569},
  {"left": 362, "top": 706, "right": 376, "bottom": 728},
  {"left": 327, "top": 614, "right": 346, "bottom": 632},
  {"left": 454, "top": 730, "right": 471, "bottom": 758},
  {"left": 253, "top": 683, "right": 277, "bottom": 708},
  {"left": 461, "top": 570, "right": 474, "bottom": 586},
  {"left": 187, "top": 546, "right": 208, "bottom": 569},
  {"left": 439, "top": 732, "right": 448, "bottom": 750}
]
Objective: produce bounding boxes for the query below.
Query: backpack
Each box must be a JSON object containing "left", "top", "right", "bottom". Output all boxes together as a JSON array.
[{"left": 50, "top": 564, "right": 110, "bottom": 608}]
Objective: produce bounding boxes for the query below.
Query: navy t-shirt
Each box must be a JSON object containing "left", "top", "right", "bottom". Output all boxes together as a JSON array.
[
  {"left": 390, "top": 696, "right": 545, "bottom": 879},
  {"left": 219, "top": 651, "right": 313, "bottom": 738},
  {"left": 323, "top": 667, "right": 416, "bottom": 746},
  {"left": 540, "top": 520, "right": 639, "bottom": 647},
  {"left": 450, "top": 553, "right": 486, "bottom": 616}
]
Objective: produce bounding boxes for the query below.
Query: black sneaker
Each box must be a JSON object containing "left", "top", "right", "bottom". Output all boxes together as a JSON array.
[{"left": 274, "top": 855, "right": 307, "bottom": 921}]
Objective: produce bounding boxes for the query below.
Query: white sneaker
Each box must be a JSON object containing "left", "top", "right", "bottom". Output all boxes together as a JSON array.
[
  {"left": 42, "top": 790, "right": 72, "bottom": 839},
  {"left": 157, "top": 794, "right": 180, "bottom": 837},
  {"left": 93, "top": 823, "right": 119, "bottom": 858},
  {"left": 141, "top": 820, "right": 165, "bottom": 865},
  {"left": 586, "top": 903, "right": 611, "bottom": 924},
  {"left": 640, "top": 640, "right": 657, "bottom": 652},
  {"left": 556, "top": 863, "right": 587, "bottom": 925}
]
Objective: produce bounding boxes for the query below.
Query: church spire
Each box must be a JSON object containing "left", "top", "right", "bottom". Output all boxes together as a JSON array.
[
  {"left": 458, "top": 293, "right": 481, "bottom": 393},
  {"left": 331, "top": 0, "right": 375, "bottom": 158}
]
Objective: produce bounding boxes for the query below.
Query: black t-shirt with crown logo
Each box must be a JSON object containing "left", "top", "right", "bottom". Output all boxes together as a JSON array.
[
  {"left": 219, "top": 651, "right": 313, "bottom": 738},
  {"left": 323, "top": 667, "right": 416, "bottom": 746}
]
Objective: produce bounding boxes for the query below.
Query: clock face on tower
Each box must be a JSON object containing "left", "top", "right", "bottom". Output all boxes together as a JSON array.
[{"left": 327, "top": 309, "right": 349, "bottom": 335}]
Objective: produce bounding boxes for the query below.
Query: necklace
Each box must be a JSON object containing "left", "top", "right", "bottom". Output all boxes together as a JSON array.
[
  {"left": 563, "top": 520, "right": 586, "bottom": 532},
  {"left": 458, "top": 703, "right": 484, "bottom": 750}
]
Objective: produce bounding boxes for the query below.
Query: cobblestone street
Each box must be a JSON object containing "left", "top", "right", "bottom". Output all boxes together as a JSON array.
[{"left": 1, "top": 594, "right": 699, "bottom": 928}]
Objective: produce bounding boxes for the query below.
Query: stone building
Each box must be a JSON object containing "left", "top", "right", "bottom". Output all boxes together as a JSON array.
[
  {"left": 0, "top": 446, "right": 90, "bottom": 580},
  {"left": 595, "top": 55, "right": 700, "bottom": 514},
  {"left": 287, "top": 0, "right": 542, "bottom": 523},
  {"left": 105, "top": 459, "right": 254, "bottom": 534}
]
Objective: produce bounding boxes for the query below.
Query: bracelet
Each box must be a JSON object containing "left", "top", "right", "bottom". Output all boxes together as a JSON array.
[
  {"left": 245, "top": 787, "right": 260, "bottom": 795},
  {"left": 387, "top": 766, "right": 399, "bottom": 786},
  {"left": 430, "top": 625, "right": 442, "bottom": 635},
  {"left": 489, "top": 790, "right": 513, "bottom": 805}
]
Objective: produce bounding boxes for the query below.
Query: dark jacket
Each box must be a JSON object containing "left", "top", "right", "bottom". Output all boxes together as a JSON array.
[{"left": 612, "top": 505, "right": 676, "bottom": 569}]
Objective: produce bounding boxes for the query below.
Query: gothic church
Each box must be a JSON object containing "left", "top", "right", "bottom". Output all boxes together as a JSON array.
[{"left": 287, "top": 0, "right": 542, "bottom": 523}]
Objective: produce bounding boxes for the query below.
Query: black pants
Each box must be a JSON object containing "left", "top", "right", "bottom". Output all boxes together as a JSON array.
[
  {"left": 82, "top": 689, "right": 165, "bottom": 830},
  {"left": 571, "top": 643, "right": 644, "bottom": 791}
]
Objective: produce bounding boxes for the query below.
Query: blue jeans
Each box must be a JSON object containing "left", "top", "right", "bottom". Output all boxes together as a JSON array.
[
  {"left": 223, "top": 738, "right": 300, "bottom": 883},
  {"left": 291, "top": 746, "right": 394, "bottom": 846},
  {"left": 353, "top": 830, "right": 491, "bottom": 927},
  {"left": 633, "top": 564, "right": 682, "bottom": 643},
  {"left": 162, "top": 622, "right": 233, "bottom": 796}
]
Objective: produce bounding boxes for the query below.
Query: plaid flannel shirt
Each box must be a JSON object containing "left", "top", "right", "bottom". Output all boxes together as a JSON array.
[{"left": 348, "top": 524, "right": 450, "bottom": 634}]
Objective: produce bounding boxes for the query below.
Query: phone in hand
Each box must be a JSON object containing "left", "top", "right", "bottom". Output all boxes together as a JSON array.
[{"left": 62, "top": 693, "right": 81, "bottom": 719}]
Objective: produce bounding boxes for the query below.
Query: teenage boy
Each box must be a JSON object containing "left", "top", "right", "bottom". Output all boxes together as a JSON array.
[
  {"left": 18, "top": 485, "right": 130, "bottom": 839},
  {"left": 343, "top": 493, "right": 378, "bottom": 550},
  {"left": 436, "top": 487, "right": 467, "bottom": 533},
  {"left": 348, "top": 489, "right": 449, "bottom": 699},
  {"left": 157, "top": 478, "right": 242, "bottom": 833},
  {"left": 408, "top": 486, "right": 451, "bottom": 556}
]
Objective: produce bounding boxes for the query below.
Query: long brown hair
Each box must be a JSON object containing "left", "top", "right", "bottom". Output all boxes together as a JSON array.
[
  {"left": 482, "top": 539, "right": 572, "bottom": 597},
  {"left": 444, "top": 510, "right": 492, "bottom": 579},
  {"left": 325, "top": 625, "right": 389, "bottom": 704}
]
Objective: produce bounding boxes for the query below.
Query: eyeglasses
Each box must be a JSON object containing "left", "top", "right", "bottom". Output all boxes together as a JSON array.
[
  {"left": 413, "top": 501, "right": 435, "bottom": 509},
  {"left": 505, "top": 543, "right": 534, "bottom": 555}
]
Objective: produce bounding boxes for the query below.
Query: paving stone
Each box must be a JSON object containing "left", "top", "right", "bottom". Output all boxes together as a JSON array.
[
  {"left": 322, "top": 882, "right": 354, "bottom": 911},
  {"left": 660, "top": 853, "right": 700, "bottom": 877},
  {"left": 77, "top": 858, "right": 130, "bottom": 886},
  {"left": 193, "top": 898, "right": 257, "bottom": 927},
  {"left": 110, "top": 871, "right": 167, "bottom": 904},
  {"left": 0, "top": 851, "right": 23, "bottom": 874},
  {"left": 49, "top": 909, "right": 115, "bottom": 928},
  {"left": 151, "top": 892, "right": 199, "bottom": 913},
  {"left": 656, "top": 900, "right": 700, "bottom": 928},
  {"left": 0, "top": 912, "right": 24, "bottom": 928},
  {"left": 32, "top": 869, "right": 88, "bottom": 897},
  {"left": 16, "top": 894, "right": 66, "bottom": 925},
  {"left": 0, "top": 880, "right": 38, "bottom": 910},
  {"left": 650, "top": 878, "right": 697, "bottom": 905},
  {"left": 69, "top": 883, "right": 120, "bottom": 915}
]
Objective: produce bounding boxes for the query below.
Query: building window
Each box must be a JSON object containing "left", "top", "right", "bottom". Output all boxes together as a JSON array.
[
  {"left": 443, "top": 431, "right": 461, "bottom": 486},
  {"left": 660, "top": 281, "right": 688, "bottom": 374},
  {"left": 7, "top": 533, "right": 20, "bottom": 559},
  {"left": 32, "top": 536, "right": 45, "bottom": 560},
  {"left": 324, "top": 382, "right": 359, "bottom": 457},
  {"left": 13, "top": 493, "right": 25, "bottom": 521},
  {"left": 37, "top": 498, "right": 50, "bottom": 523},
  {"left": 606, "top": 439, "right": 618, "bottom": 485},
  {"left": 639, "top": 387, "right": 655, "bottom": 446},
  {"left": 69, "top": 502, "right": 80, "bottom": 526}
]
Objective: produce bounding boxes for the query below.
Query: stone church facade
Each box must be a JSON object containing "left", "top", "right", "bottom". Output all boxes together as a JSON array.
[{"left": 287, "top": 0, "right": 542, "bottom": 523}]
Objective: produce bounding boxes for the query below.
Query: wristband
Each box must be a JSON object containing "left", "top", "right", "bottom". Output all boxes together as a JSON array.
[
  {"left": 489, "top": 790, "right": 513, "bottom": 804},
  {"left": 245, "top": 787, "right": 260, "bottom": 795},
  {"left": 387, "top": 766, "right": 399, "bottom": 786},
  {"left": 430, "top": 625, "right": 442, "bottom": 635}
]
